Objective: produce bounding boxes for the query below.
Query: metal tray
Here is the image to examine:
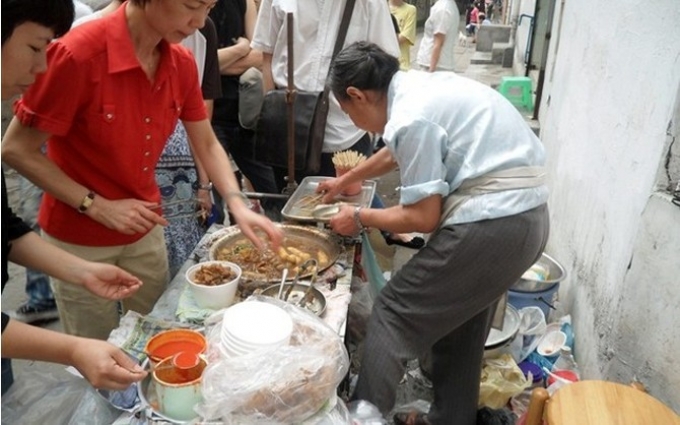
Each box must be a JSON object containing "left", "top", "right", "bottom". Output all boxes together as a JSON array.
[
  {"left": 208, "top": 224, "right": 341, "bottom": 282},
  {"left": 281, "top": 176, "right": 377, "bottom": 223}
]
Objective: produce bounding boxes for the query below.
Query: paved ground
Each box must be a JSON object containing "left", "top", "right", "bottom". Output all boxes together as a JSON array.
[{"left": 1, "top": 21, "right": 518, "bottom": 420}]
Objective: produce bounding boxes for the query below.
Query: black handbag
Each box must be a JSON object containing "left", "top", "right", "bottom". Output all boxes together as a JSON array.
[{"left": 254, "top": 0, "right": 355, "bottom": 175}]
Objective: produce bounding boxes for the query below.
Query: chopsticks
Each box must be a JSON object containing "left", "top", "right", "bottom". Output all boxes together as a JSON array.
[{"left": 332, "top": 150, "right": 366, "bottom": 169}]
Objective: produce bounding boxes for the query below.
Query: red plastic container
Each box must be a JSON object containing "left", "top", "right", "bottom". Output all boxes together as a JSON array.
[{"left": 547, "top": 369, "right": 579, "bottom": 386}]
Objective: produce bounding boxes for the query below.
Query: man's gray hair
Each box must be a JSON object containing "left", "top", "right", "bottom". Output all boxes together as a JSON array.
[{"left": 328, "top": 41, "right": 399, "bottom": 101}]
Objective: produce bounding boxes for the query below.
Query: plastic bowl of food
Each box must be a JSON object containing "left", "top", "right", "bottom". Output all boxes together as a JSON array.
[{"left": 185, "top": 261, "right": 242, "bottom": 310}]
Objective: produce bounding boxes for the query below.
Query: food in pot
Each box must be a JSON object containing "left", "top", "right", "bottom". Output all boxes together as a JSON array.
[
  {"left": 213, "top": 240, "right": 329, "bottom": 280},
  {"left": 192, "top": 263, "right": 237, "bottom": 286}
]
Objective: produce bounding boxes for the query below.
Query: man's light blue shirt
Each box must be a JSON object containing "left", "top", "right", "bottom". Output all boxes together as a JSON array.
[{"left": 382, "top": 71, "right": 549, "bottom": 227}]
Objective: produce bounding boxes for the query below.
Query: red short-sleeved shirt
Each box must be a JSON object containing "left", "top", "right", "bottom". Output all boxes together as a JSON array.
[{"left": 14, "top": 6, "right": 207, "bottom": 246}]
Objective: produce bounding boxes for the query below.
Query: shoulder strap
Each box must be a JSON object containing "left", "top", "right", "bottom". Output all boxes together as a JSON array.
[{"left": 331, "top": 0, "right": 357, "bottom": 61}]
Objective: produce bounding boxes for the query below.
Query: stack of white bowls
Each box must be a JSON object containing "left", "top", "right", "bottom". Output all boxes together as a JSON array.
[{"left": 219, "top": 301, "right": 293, "bottom": 358}]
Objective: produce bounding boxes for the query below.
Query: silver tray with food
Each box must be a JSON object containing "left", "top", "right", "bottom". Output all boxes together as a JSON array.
[
  {"left": 209, "top": 224, "right": 341, "bottom": 283},
  {"left": 281, "top": 176, "right": 377, "bottom": 223}
]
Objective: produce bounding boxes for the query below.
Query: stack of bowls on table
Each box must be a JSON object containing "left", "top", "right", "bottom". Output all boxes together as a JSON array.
[{"left": 218, "top": 301, "right": 293, "bottom": 359}]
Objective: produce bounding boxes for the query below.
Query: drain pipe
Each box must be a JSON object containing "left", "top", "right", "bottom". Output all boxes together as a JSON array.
[{"left": 508, "top": 0, "right": 522, "bottom": 45}]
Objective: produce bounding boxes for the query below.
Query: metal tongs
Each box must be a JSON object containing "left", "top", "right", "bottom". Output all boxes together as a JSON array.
[{"left": 283, "top": 258, "right": 319, "bottom": 309}]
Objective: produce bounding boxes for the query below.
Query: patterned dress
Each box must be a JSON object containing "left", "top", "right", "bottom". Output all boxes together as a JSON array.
[{"left": 155, "top": 122, "right": 205, "bottom": 278}]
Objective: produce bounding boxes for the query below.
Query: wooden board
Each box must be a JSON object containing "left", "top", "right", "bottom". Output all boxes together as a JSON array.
[{"left": 546, "top": 380, "right": 680, "bottom": 425}]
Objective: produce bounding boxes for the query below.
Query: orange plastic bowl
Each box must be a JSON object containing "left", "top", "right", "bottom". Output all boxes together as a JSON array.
[{"left": 144, "top": 329, "right": 206, "bottom": 365}]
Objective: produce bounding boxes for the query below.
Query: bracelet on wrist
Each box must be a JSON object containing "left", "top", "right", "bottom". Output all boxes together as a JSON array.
[
  {"left": 353, "top": 206, "right": 367, "bottom": 232},
  {"left": 77, "top": 191, "right": 96, "bottom": 213}
]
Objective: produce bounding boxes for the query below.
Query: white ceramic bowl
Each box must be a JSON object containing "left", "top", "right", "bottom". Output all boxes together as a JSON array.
[{"left": 185, "top": 261, "right": 241, "bottom": 310}]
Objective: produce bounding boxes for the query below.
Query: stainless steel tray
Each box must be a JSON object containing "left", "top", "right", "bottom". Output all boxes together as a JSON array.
[{"left": 281, "top": 176, "right": 377, "bottom": 223}]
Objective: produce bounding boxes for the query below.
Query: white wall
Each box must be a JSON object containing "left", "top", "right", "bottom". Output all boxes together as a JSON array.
[{"left": 536, "top": 0, "right": 680, "bottom": 411}]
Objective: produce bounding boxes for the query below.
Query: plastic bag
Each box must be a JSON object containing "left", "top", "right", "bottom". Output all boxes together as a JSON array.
[
  {"left": 347, "top": 275, "right": 374, "bottom": 343},
  {"left": 361, "top": 232, "right": 387, "bottom": 298},
  {"left": 347, "top": 400, "right": 387, "bottom": 425},
  {"left": 197, "top": 296, "right": 350, "bottom": 424},
  {"left": 510, "top": 307, "right": 547, "bottom": 363},
  {"left": 479, "top": 354, "right": 530, "bottom": 409}
]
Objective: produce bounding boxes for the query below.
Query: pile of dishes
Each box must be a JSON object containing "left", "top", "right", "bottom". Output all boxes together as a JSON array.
[{"left": 218, "top": 301, "right": 293, "bottom": 358}]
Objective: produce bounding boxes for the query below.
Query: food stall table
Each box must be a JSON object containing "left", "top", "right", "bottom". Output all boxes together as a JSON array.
[{"left": 0, "top": 223, "right": 359, "bottom": 424}]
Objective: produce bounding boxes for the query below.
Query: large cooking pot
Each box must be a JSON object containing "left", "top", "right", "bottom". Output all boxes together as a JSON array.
[
  {"left": 208, "top": 224, "right": 341, "bottom": 282},
  {"left": 511, "top": 253, "right": 566, "bottom": 293}
]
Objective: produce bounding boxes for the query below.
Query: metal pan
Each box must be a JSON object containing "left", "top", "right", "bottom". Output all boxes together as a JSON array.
[
  {"left": 260, "top": 283, "right": 327, "bottom": 316},
  {"left": 208, "top": 224, "right": 341, "bottom": 282}
]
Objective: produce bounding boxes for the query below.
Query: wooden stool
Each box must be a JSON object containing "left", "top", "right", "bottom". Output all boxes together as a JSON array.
[{"left": 524, "top": 380, "right": 680, "bottom": 425}]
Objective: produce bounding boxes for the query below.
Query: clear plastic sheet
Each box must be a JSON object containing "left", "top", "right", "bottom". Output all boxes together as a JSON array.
[
  {"left": 198, "top": 296, "right": 350, "bottom": 424},
  {"left": 0, "top": 368, "right": 120, "bottom": 425}
]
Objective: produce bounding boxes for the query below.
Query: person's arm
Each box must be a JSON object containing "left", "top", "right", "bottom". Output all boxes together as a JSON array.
[
  {"left": 1, "top": 120, "right": 168, "bottom": 235},
  {"left": 217, "top": 37, "right": 251, "bottom": 74},
  {"left": 9, "top": 231, "right": 142, "bottom": 300},
  {"left": 331, "top": 194, "right": 442, "bottom": 236},
  {"left": 261, "top": 52, "right": 276, "bottom": 93},
  {"left": 398, "top": 7, "right": 417, "bottom": 47},
  {"left": 2, "top": 320, "right": 146, "bottom": 390},
  {"left": 193, "top": 99, "right": 215, "bottom": 213},
  {"left": 182, "top": 119, "right": 282, "bottom": 248},
  {"left": 429, "top": 32, "right": 446, "bottom": 72},
  {"left": 219, "top": 0, "right": 262, "bottom": 76}
]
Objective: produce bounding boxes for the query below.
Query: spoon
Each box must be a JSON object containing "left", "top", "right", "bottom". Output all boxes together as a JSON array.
[
  {"left": 277, "top": 268, "right": 289, "bottom": 299},
  {"left": 146, "top": 352, "right": 200, "bottom": 374}
]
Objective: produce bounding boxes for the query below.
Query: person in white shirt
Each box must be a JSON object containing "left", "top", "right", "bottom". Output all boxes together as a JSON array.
[
  {"left": 416, "top": 0, "right": 460, "bottom": 72},
  {"left": 251, "top": 0, "right": 400, "bottom": 188},
  {"left": 319, "top": 41, "right": 549, "bottom": 424}
]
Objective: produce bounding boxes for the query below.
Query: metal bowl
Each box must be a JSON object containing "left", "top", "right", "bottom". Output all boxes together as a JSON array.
[
  {"left": 260, "top": 283, "right": 327, "bottom": 316},
  {"left": 511, "top": 252, "right": 567, "bottom": 293}
]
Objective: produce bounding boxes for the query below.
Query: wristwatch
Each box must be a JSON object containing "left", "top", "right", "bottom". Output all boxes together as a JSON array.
[
  {"left": 193, "top": 181, "right": 213, "bottom": 191},
  {"left": 77, "top": 191, "right": 96, "bottom": 213}
]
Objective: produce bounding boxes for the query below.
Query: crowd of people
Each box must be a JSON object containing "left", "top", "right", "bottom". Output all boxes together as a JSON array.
[{"left": 2, "top": 1, "right": 548, "bottom": 424}]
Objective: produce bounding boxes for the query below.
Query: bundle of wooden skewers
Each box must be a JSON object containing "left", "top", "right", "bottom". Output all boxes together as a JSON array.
[{"left": 332, "top": 150, "right": 366, "bottom": 170}]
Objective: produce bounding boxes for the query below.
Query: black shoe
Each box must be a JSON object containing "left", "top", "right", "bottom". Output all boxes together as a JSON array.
[
  {"left": 9, "top": 303, "right": 59, "bottom": 324},
  {"left": 384, "top": 235, "right": 425, "bottom": 250}
]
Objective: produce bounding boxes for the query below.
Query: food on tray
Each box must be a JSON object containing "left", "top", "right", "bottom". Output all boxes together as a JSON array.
[
  {"left": 213, "top": 240, "right": 329, "bottom": 280},
  {"left": 192, "top": 263, "right": 237, "bottom": 286}
]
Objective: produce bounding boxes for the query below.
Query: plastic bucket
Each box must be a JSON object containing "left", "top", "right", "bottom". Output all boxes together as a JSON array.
[{"left": 508, "top": 283, "right": 559, "bottom": 321}]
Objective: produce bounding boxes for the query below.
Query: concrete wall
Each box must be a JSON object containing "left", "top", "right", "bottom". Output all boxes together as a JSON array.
[{"left": 535, "top": 0, "right": 680, "bottom": 411}]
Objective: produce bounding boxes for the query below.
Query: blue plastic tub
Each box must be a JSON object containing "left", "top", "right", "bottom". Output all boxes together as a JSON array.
[{"left": 508, "top": 282, "right": 559, "bottom": 321}]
